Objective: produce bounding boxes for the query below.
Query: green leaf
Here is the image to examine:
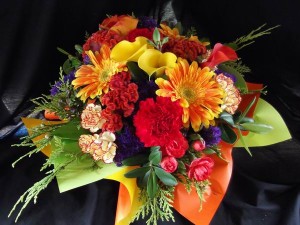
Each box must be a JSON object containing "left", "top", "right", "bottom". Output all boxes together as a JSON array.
[
  {"left": 235, "top": 97, "right": 256, "bottom": 124},
  {"left": 153, "top": 28, "right": 161, "bottom": 43},
  {"left": 121, "top": 153, "right": 149, "bottom": 166},
  {"left": 239, "top": 117, "right": 254, "bottom": 124},
  {"left": 75, "top": 45, "right": 83, "bottom": 54},
  {"left": 124, "top": 166, "right": 151, "bottom": 178},
  {"left": 154, "top": 167, "right": 178, "bottom": 186},
  {"left": 161, "top": 37, "right": 169, "bottom": 45},
  {"left": 70, "top": 57, "right": 81, "bottom": 69},
  {"left": 240, "top": 123, "right": 273, "bottom": 134},
  {"left": 188, "top": 133, "right": 201, "bottom": 141},
  {"left": 137, "top": 170, "right": 150, "bottom": 188},
  {"left": 235, "top": 98, "right": 291, "bottom": 147},
  {"left": 237, "top": 127, "right": 252, "bottom": 156},
  {"left": 203, "top": 148, "right": 216, "bottom": 154},
  {"left": 149, "top": 149, "right": 162, "bottom": 165},
  {"left": 147, "top": 171, "right": 159, "bottom": 199},
  {"left": 150, "top": 146, "right": 160, "bottom": 152},
  {"left": 62, "top": 59, "right": 73, "bottom": 74},
  {"left": 126, "top": 61, "right": 148, "bottom": 81},
  {"left": 218, "top": 64, "right": 248, "bottom": 93},
  {"left": 177, "top": 160, "right": 186, "bottom": 174},
  {"left": 220, "top": 112, "right": 235, "bottom": 125},
  {"left": 220, "top": 124, "right": 237, "bottom": 144}
]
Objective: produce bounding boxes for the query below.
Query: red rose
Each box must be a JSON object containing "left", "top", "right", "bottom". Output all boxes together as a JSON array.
[
  {"left": 164, "top": 135, "right": 188, "bottom": 158},
  {"left": 188, "top": 157, "right": 214, "bottom": 181},
  {"left": 160, "top": 156, "right": 178, "bottom": 173},
  {"left": 201, "top": 43, "right": 238, "bottom": 68}
]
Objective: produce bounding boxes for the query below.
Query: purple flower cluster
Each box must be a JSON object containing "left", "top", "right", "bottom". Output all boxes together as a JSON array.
[
  {"left": 200, "top": 126, "right": 222, "bottom": 147},
  {"left": 137, "top": 80, "right": 158, "bottom": 101},
  {"left": 114, "top": 126, "right": 144, "bottom": 166},
  {"left": 50, "top": 71, "right": 75, "bottom": 96},
  {"left": 137, "top": 16, "right": 157, "bottom": 28}
]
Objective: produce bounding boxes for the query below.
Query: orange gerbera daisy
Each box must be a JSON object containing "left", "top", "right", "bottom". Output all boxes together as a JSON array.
[
  {"left": 72, "top": 45, "right": 123, "bottom": 102},
  {"left": 155, "top": 58, "right": 224, "bottom": 131}
]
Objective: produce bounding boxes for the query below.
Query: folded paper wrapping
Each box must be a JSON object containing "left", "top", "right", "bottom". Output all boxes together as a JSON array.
[{"left": 21, "top": 83, "right": 291, "bottom": 225}]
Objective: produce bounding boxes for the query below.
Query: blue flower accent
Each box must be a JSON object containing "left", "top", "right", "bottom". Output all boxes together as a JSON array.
[
  {"left": 200, "top": 126, "right": 222, "bottom": 147},
  {"left": 114, "top": 126, "right": 144, "bottom": 166}
]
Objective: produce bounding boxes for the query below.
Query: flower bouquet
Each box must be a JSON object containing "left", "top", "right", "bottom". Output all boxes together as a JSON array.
[{"left": 9, "top": 14, "right": 291, "bottom": 225}]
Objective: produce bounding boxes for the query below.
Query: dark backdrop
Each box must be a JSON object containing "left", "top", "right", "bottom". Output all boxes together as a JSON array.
[{"left": 1, "top": 0, "right": 299, "bottom": 224}]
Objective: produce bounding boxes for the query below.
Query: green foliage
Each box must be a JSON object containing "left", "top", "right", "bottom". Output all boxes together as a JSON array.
[
  {"left": 147, "top": 28, "right": 169, "bottom": 51},
  {"left": 132, "top": 187, "right": 175, "bottom": 225},
  {"left": 194, "top": 180, "right": 211, "bottom": 211},
  {"left": 57, "top": 47, "right": 82, "bottom": 74},
  {"left": 126, "top": 61, "right": 149, "bottom": 81},
  {"left": 149, "top": 146, "right": 162, "bottom": 165},
  {"left": 11, "top": 123, "right": 63, "bottom": 167},
  {"left": 32, "top": 68, "right": 83, "bottom": 120},
  {"left": 154, "top": 167, "right": 177, "bottom": 186},
  {"left": 186, "top": 26, "right": 197, "bottom": 37},
  {"left": 122, "top": 153, "right": 149, "bottom": 166},
  {"left": 8, "top": 157, "right": 76, "bottom": 222},
  {"left": 223, "top": 60, "right": 251, "bottom": 74},
  {"left": 228, "top": 24, "right": 280, "bottom": 51},
  {"left": 220, "top": 123, "right": 237, "bottom": 144}
]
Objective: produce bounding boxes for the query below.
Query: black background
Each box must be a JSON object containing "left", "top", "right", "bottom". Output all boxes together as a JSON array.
[{"left": 1, "top": 0, "right": 299, "bottom": 224}]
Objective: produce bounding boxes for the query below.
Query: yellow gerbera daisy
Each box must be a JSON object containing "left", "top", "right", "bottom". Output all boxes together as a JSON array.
[
  {"left": 155, "top": 58, "right": 224, "bottom": 131},
  {"left": 72, "top": 45, "right": 123, "bottom": 102}
]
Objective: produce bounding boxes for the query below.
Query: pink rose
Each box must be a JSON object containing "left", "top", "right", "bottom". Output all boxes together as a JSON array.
[
  {"left": 81, "top": 103, "right": 106, "bottom": 133},
  {"left": 188, "top": 157, "right": 214, "bottom": 181},
  {"left": 164, "top": 135, "right": 188, "bottom": 158},
  {"left": 160, "top": 156, "right": 178, "bottom": 173},
  {"left": 192, "top": 139, "right": 206, "bottom": 151}
]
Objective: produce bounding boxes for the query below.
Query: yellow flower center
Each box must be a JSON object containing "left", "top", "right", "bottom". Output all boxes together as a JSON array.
[{"left": 177, "top": 81, "right": 205, "bottom": 105}]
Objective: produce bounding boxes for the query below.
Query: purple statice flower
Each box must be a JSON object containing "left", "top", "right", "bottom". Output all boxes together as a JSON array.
[
  {"left": 215, "top": 69, "right": 237, "bottom": 83},
  {"left": 138, "top": 16, "right": 157, "bottom": 28},
  {"left": 50, "top": 71, "right": 75, "bottom": 96},
  {"left": 114, "top": 126, "right": 144, "bottom": 166},
  {"left": 83, "top": 55, "right": 90, "bottom": 64},
  {"left": 200, "top": 126, "right": 222, "bottom": 147},
  {"left": 137, "top": 80, "right": 158, "bottom": 101}
]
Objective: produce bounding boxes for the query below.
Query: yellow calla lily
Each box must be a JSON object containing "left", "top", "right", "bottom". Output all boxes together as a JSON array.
[
  {"left": 111, "top": 37, "right": 149, "bottom": 63},
  {"left": 138, "top": 49, "right": 177, "bottom": 76}
]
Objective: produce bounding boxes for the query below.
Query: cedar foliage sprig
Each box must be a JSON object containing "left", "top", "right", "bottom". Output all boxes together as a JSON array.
[
  {"left": 132, "top": 187, "right": 175, "bottom": 225},
  {"left": 12, "top": 123, "right": 63, "bottom": 167},
  {"left": 229, "top": 24, "right": 280, "bottom": 51},
  {"left": 8, "top": 157, "right": 75, "bottom": 222}
]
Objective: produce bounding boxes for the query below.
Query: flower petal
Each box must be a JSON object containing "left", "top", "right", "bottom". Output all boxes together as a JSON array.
[
  {"left": 138, "top": 49, "right": 177, "bottom": 76},
  {"left": 111, "top": 37, "right": 148, "bottom": 62}
]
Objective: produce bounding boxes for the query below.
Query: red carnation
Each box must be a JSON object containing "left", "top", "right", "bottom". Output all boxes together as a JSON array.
[
  {"left": 188, "top": 157, "right": 214, "bottom": 181},
  {"left": 134, "top": 97, "right": 183, "bottom": 147}
]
